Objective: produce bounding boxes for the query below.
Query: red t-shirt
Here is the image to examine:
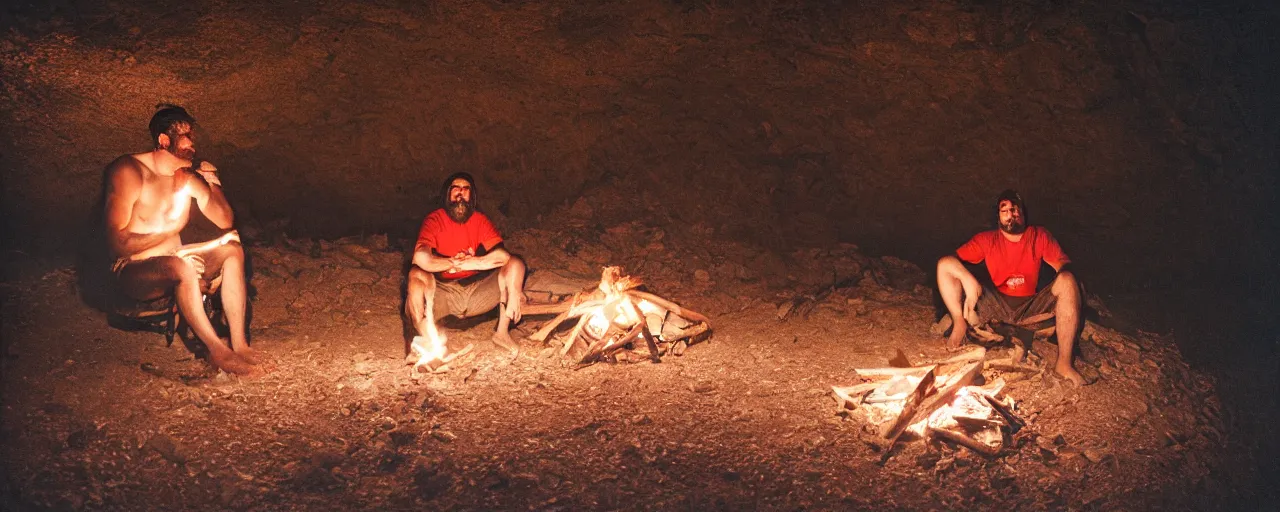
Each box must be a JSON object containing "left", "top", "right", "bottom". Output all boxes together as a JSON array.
[
  {"left": 415, "top": 209, "right": 503, "bottom": 280},
  {"left": 956, "top": 226, "right": 1070, "bottom": 297}
]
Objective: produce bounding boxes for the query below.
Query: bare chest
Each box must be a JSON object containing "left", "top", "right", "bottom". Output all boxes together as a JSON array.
[{"left": 130, "top": 173, "right": 192, "bottom": 232}]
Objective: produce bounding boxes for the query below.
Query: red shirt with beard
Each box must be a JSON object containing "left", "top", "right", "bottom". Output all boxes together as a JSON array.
[
  {"left": 956, "top": 226, "right": 1070, "bottom": 297},
  {"left": 415, "top": 209, "right": 503, "bottom": 281}
]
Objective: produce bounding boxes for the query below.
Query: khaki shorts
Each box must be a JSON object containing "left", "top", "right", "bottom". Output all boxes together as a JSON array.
[
  {"left": 432, "top": 271, "right": 502, "bottom": 320},
  {"left": 974, "top": 274, "right": 1084, "bottom": 328}
]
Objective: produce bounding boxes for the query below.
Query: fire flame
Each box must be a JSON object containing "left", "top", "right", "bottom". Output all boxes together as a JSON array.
[
  {"left": 410, "top": 329, "right": 448, "bottom": 371},
  {"left": 585, "top": 297, "right": 662, "bottom": 339}
]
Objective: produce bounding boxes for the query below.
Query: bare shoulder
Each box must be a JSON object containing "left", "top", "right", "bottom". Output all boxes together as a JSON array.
[{"left": 105, "top": 154, "right": 144, "bottom": 180}]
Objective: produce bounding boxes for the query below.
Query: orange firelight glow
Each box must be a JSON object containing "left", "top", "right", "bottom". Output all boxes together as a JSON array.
[{"left": 410, "top": 330, "right": 448, "bottom": 371}]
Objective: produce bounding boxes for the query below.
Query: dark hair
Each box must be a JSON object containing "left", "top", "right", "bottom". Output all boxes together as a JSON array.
[
  {"left": 994, "top": 189, "right": 1027, "bottom": 227},
  {"left": 148, "top": 104, "right": 196, "bottom": 147},
  {"left": 441, "top": 172, "right": 478, "bottom": 209}
]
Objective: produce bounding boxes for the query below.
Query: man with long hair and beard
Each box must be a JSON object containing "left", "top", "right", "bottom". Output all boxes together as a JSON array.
[
  {"left": 405, "top": 172, "right": 527, "bottom": 355},
  {"left": 936, "top": 189, "right": 1087, "bottom": 386},
  {"left": 103, "top": 104, "right": 264, "bottom": 376}
]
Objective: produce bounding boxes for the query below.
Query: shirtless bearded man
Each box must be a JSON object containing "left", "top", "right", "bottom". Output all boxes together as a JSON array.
[{"left": 104, "top": 105, "right": 262, "bottom": 375}]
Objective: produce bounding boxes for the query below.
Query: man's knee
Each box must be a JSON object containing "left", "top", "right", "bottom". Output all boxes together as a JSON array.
[
  {"left": 1051, "top": 270, "right": 1083, "bottom": 300},
  {"left": 501, "top": 255, "right": 526, "bottom": 277},
  {"left": 937, "top": 255, "right": 962, "bottom": 275},
  {"left": 159, "top": 256, "right": 201, "bottom": 282},
  {"left": 408, "top": 266, "right": 436, "bottom": 289},
  {"left": 219, "top": 241, "right": 245, "bottom": 264},
  {"left": 405, "top": 267, "right": 435, "bottom": 314}
]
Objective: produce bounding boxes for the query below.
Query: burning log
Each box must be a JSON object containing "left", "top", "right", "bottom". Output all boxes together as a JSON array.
[
  {"left": 529, "top": 267, "right": 712, "bottom": 366},
  {"left": 838, "top": 350, "right": 1021, "bottom": 460},
  {"left": 879, "top": 366, "right": 936, "bottom": 440}
]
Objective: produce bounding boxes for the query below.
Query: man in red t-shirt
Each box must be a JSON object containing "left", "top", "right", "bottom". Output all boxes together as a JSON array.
[
  {"left": 936, "top": 190, "right": 1086, "bottom": 386},
  {"left": 404, "top": 173, "right": 526, "bottom": 354}
]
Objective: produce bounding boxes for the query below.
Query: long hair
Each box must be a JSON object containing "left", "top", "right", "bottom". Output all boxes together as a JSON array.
[{"left": 440, "top": 172, "right": 478, "bottom": 210}]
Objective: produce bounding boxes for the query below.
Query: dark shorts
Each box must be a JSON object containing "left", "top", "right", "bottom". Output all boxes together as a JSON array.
[
  {"left": 432, "top": 271, "right": 502, "bottom": 320},
  {"left": 975, "top": 274, "right": 1084, "bottom": 328}
]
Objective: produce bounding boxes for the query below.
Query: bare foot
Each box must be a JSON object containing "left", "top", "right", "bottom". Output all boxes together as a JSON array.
[
  {"left": 209, "top": 350, "right": 263, "bottom": 377},
  {"left": 946, "top": 324, "right": 968, "bottom": 349},
  {"left": 232, "top": 344, "right": 270, "bottom": 365},
  {"left": 491, "top": 330, "right": 519, "bottom": 355},
  {"left": 1055, "top": 363, "right": 1086, "bottom": 387}
]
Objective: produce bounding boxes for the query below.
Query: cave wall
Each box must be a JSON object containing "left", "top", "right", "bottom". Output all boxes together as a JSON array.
[{"left": 1, "top": 0, "right": 1274, "bottom": 291}]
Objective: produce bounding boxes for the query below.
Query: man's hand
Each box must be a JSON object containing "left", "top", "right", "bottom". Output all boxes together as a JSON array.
[
  {"left": 175, "top": 230, "right": 240, "bottom": 258},
  {"left": 197, "top": 161, "right": 221, "bottom": 187},
  {"left": 962, "top": 289, "right": 981, "bottom": 327},
  {"left": 448, "top": 249, "right": 477, "bottom": 273}
]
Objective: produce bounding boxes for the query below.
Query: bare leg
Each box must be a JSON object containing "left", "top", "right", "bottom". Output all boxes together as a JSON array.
[
  {"left": 122, "top": 256, "right": 258, "bottom": 376},
  {"left": 937, "top": 255, "right": 982, "bottom": 349},
  {"left": 210, "top": 242, "right": 261, "bottom": 363},
  {"left": 1050, "top": 271, "right": 1086, "bottom": 386},
  {"left": 405, "top": 267, "right": 440, "bottom": 342},
  {"left": 491, "top": 256, "right": 526, "bottom": 354}
]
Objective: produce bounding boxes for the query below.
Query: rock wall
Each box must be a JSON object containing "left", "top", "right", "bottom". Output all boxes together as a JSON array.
[{"left": 1, "top": 0, "right": 1275, "bottom": 292}]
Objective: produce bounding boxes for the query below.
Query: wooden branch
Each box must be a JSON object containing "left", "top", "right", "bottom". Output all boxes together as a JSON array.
[
  {"left": 559, "top": 313, "right": 595, "bottom": 357},
  {"left": 578, "top": 323, "right": 644, "bottom": 366},
  {"left": 831, "top": 382, "right": 881, "bottom": 410},
  {"left": 985, "top": 358, "right": 1041, "bottom": 373},
  {"left": 936, "top": 346, "right": 987, "bottom": 365},
  {"left": 632, "top": 302, "right": 662, "bottom": 363},
  {"left": 928, "top": 426, "right": 1001, "bottom": 457},
  {"left": 879, "top": 366, "right": 937, "bottom": 440},
  {"left": 666, "top": 322, "right": 709, "bottom": 342},
  {"left": 983, "top": 394, "right": 1025, "bottom": 432},
  {"left": 905, "top": 361, "right": 984, "bottom": 431},
  {"left": 854, "top": 366, "right": 935, "bottom": 379},
  {"left": 628, "top": 291, "right": 710, "bottom": 324},
  {"left": 530, "top": 299, "right": 604, "bottom": 342},
  {"left": 521, "top": 301, "right": 573, "bottom": 316}
]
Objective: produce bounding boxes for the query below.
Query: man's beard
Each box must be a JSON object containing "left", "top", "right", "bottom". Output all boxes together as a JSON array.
[
  {"left": 1000, "top": 218, "right": 1027, "bottom": 235},
  {"left": 447, "top": 199, "right": 474, "bottom": 223},
  {"left": 165, "top": 144, "right": 196, "bottom": 162}
]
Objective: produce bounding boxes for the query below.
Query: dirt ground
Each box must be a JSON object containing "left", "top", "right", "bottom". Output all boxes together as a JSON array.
[
  {"left": 1, "top": 0, "right": 1277, "bottom": 509},
  {"left": 0, "top": 201, "right": 1236, "bottom": 510}
]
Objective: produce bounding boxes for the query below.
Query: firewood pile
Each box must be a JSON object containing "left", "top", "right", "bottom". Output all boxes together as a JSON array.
[
  {"left": 832, "top": 347, "right": 1025, "bottom": 458},
  {"left": 528, "top": 266, "right": 712, "bottom": 367}
]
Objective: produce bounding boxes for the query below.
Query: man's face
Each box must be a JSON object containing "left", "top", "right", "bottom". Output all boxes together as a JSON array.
[
  {"left": 446, "top": 178, "right": 474, "bottom": 223},
  {"left": 162, "top": 123, "right": 197, "bottom": 162},
  {"left": 998, "top": 200, "right": 1026, "bottom": 235}
]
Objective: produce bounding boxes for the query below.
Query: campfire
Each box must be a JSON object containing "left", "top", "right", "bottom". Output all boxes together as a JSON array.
[
  {"left": 410, "top": 329, "right": 474, "bottom": 374},
  {"left": 529, "top": 266, "right": 711, "bottom": 367},
  {"left": 832, "top": 347, "right": 1023, "bottom": 458}
]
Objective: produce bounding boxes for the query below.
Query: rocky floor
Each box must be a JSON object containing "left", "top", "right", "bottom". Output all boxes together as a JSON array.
[{"left": 0, "top": 212, "right": 1232, "bottom": 510}]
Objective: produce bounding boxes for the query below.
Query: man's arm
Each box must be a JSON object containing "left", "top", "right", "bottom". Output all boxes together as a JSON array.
[
  {"left": 454, "top": 245, "right": 511, "bottom": 272},
  {"left": 104, "top": 160, "right": 170, "bottom": 256},
  {"left": 187, "top": 166, "right": 234, "bottom": 229},
  {"left": 1038, "top": 228, "right": 1071, "bottom": 272},
  {"left": 412, "top": 246, "right": 457, "bottom": 273}
]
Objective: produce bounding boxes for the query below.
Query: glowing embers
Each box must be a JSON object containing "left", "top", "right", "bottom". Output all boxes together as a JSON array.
[
  {"left": 529, "top": 266, "right": 711, "bottom": 367},
  {"left": 832, "top": 347, "right": 1024, "bottom": 458}
]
